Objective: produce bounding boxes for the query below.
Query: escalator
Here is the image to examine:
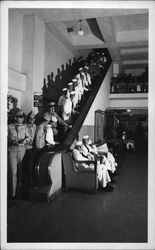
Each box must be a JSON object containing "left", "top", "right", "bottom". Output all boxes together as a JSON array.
[{"left": 30, "top": 49, "right": 112, "bottom": 202}]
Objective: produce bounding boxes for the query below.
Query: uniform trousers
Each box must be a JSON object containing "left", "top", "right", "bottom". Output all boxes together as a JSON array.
[
  {"left": 22, "top": 146, "right": 35, "bottom": 195},
  {"left": 8, "top": 145, "right": 25, "bottom": 197}
]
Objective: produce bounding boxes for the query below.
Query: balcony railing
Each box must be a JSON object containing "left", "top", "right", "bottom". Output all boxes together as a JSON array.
[{"left": 110, "top": 82, "right": 148, "bottom": 94}]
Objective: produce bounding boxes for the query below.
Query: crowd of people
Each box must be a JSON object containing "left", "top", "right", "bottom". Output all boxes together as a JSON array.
[
  {"left": 110, "top": 67, "right": 148, "bottom": 93},
  {"left": 7, "top": 49, "right": 109, "bottom": 199},
  {"left": 42, "top": 50, "right": 107, "bottom": 102},
  {"left": 72, "top": 135, "right": 118, "bottom": 192}
]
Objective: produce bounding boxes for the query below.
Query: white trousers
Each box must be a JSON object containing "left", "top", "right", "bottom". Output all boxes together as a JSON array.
[{"left": 97, "top": 164, "right": 111, "bottom": 188}]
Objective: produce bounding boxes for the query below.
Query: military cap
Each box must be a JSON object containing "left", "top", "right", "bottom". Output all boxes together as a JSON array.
[
  {"left": 15, "top": 110, "right": 25, "bottom": 117},
  {"left": 42, "top": 112, "right": 51, "bottom": 122},
  {"left": 47, "top": 102, "right": 56, "bottom": 107},
  {"left": 27, "top": 111, "right": 35, "bottom": 118}
]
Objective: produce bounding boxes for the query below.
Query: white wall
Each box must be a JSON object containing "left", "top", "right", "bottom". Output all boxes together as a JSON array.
[
  {"left": 8, "top": 10, "right": 25, "bottom": 109},
  {"left": 9, "top": 9, "right": 23, "bottom": 72},
  {"left": 124, "top": 68, "right": 145, "bottom": 76},
  {"left": 109, "top": 93, "right": 148, "bottom": 109},
  {"left": 8, "top": 10, "right": 78, "bottom": 114},
  {"left": 44, "top": 29, "right": 76, "bottom": 79},
  {"left": 84, "top": 65, "right": 112, "bottom": 126},
  {"left": 78, "top": 65, "right": 112, "bottom": 141},
  {"left": 22, "top": 15, "right": 45, "bottom": 113}
]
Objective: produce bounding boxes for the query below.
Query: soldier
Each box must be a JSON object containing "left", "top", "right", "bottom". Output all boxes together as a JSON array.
[
  {"left": 35, "top": 112, "right": 51, "bottom": 151},
  {"left": 8, "top": 110, "right": 29, "bottom": 198},
  {"left": 22, "top": 111, "right": 36, "bottom": 192}
]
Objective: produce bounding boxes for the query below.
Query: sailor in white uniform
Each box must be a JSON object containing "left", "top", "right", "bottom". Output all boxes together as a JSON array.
[{"left": 72, "top": 141, "right": 113, "bottom": 191}]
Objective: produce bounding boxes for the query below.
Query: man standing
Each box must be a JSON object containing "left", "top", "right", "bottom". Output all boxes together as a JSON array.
[{"left": 8, "top": 110, "right": 29, "bottom": 198}]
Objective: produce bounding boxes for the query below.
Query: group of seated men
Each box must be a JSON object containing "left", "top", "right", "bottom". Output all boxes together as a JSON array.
[{"left": 72, "top": 135, "right": 118, "bottom": 192}]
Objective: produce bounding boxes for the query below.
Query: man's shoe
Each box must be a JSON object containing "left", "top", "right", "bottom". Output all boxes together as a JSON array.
[
  {"left": 103, "top": 185, "right": 114, "bottom": 192},
  {"left": 110, "top": 178, "right": 116, "bottom": 184}
]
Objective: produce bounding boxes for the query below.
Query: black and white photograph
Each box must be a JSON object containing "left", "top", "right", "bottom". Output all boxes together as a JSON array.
[{"left": 0, "top": 1, "right": 155, "bottom": 250}]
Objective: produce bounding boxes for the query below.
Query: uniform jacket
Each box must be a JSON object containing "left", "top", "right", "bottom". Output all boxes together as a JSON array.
[{"left": 8, "top": 123, "right": 29, "bottom": 150}]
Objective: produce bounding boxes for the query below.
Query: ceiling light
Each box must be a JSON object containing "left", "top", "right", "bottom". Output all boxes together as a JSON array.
[
  {"left": 78, "top": 20, "right": 84, "bottom": 36},
  {"left": 78, "top": 29, "right": 84, "bottom": 36}
]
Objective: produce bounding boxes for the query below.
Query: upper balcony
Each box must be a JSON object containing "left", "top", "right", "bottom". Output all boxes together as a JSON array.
[{"left": 109, "top": 74, "right": 148, "bottom": 108}]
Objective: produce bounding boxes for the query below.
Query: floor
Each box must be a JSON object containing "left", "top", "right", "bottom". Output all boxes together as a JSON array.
[{"left": 7, "top": 150, "right": 148, "bottom": 243}]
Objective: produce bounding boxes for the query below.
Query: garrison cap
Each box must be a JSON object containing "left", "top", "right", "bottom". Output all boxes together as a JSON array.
[
  {"left": 27, "top": 111, "right": 35, "bottom": 118},
  {"left": 47, "top": 102, "right": 56, "bottom": 107},
  {"left": 42, "top": 112, "right": 51, "bottom": 122},
  {"left": 15, "top": 110, "right": 25, "bottom": 117}
]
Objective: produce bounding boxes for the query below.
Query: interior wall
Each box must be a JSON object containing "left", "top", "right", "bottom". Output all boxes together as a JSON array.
[
  {"left": 9, "top": 9, "right": 23, "bottom": 72},
  {"left": 8, "top": 10, "right": 25, "bottom": 110},
  {"left": 124, "top": 68, "right": 145, "bottom": 76},
  {"left": 44, "top": 29, "right": 76, "bottom": 79},
  {"left": 8, "top": 10, "right": 79, "bottom": 114},
  {"left": 109, "top": 96, "right": 148, "bottom": 109},
  {"left": 78, "top": 65, "right": 112, "bottom": 142}
]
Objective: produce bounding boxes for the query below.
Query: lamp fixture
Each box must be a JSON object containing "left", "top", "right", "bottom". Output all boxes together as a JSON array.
[
  {"left": 67, "top": 19, "right": 84, "bottom": 36},
  {"left": 78, "top": 20, "right": 84, "bottom": 36}
]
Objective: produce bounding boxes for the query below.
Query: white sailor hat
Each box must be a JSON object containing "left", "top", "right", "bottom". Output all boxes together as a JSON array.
[
  {"left": 68, "top": 82, "right": 73, "bottom": 86},
  {"left": 82, "top": 135, "right": 89, "bottom": 140},
  {"left": 84, "top": 66, "right": 89, "bottom": 69},
  {"left": 76, "top": 74, "right": 80, "bottom": 79},
  {"left": 88, "top": 139, "right": 92, "bottom": 145},
  {"left": 62, "top": 88, "right": 67, "bottom": 92},
  {"left": 72, "top": 79, "right": 77, "bottom": 82},
  {"left": 70, "top": 91, "right": 75, "bottom": 96},
  {"left": 75, "top": 141, "right": 82, "bottom": 147},
  {"left": 79, "top": 68, "right": 83, "bottom": 71}
]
